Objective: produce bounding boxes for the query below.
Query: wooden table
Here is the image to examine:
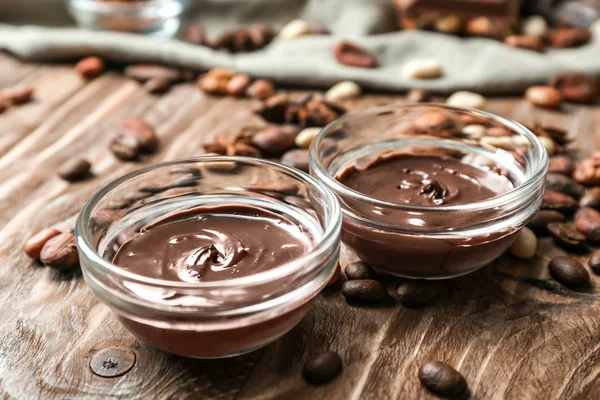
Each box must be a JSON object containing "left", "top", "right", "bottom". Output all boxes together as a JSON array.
[{"left": 1, "top": 52, "right": 600, "bottom": 399}]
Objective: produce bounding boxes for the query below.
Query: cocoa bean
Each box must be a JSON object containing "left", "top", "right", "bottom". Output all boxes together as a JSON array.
[
  {"left": 574, "top": 207, "right": 600, "bottom": 244},
  {"left": 549, "top": 72, "right": 599, "bottom": 104},
  {"left": 542, "top": 191, "right": 578, "bottom": 214},
  {"left": 333, "top": 40, "right": 378, "bottom": 69}
]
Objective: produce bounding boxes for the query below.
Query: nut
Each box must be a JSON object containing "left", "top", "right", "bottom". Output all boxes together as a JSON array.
[
  {"left": 197, "top": 68, "right": 234, "bottom": 95},
  {"left": 58, "top": 158, "right": 92, "bottom": 181},
  {"left": 333, "top": 40, "right": 378, "bottom": 69},
  {"left": 574, "top": 207, "right": 600, "bottom": 244},
  {"left": 24, "top": 228, "right": 62, "bottom": 260},
  {"left": 549, "top": 72, "right": 599, "bottom": 104},
  {"left": 295, "top": 127, "right": 321, "bottom": 148},
  {"left": 402, "top": 58, "right": 443, "bottom": 80},
  {"left": 549, "top": 27, "right": 591, "bottom": 49},
  {"left": 461, "top": 124, "right": 486, "bottom": 140},
  {"left": 226, "top": 74, "right": 252, "bottom": 97},
  {"left": 434, "top": 15, "right": 462, "bottom": 34},
  {"left": 446, "top": 91, "right": 486, "bottom": 110},
  {"left": 504, "top": 35, "right": 544, "bottom": 52},
  {"left": 538, "top": 136, "right": 556, "bottom": 156},
  {"left": 74, "top": 56, "right": 105, "bottom": 79},
  {"left": 573, "top": 157, "right": 600, "bottom": 185},
  {"left": 39, "top": 232, "right": 79, "bottom": 271},
  {"left": 508, "top": 227, "right": 537, "bottom": 259},
  {"left": 251, "top": 125, "right": 299, "bottom": 155},
  {"left": 521, "top": 15, "right": 548, "bottom": 37},
  {"left": 406, "top": 88, "right": 430, "bottom": 103},
  {"left": 246, "top": 79, "right": 275, "bottom": 100},
  {"left": 278, "top": 19, "right": 311, "bottom": 39},
  {"left": 525, "top": 86, "right": 563, "bottom": 109},
  {"left": 325, "top": 81, "right": 361, "bottom": 102}
]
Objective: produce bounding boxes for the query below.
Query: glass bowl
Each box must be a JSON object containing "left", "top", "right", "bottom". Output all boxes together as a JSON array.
[
  {"left": 75, "top": 156, "right": 341, "bottom": 358},
  {"left": 67, "top": 0, "right": 188, "bottom": 37},
  {"left": 310, "top": 104, "right": 548, "bottom": 279}
]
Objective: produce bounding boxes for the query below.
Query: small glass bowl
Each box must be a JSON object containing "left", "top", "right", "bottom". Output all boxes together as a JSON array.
[
  {"left": 67, "top": 0, "right": 188, "bottom": 37},
  {"left": 75, "top": 156, "right": 341, "bottom": 358},
  {"left": 310, "top": 104, "right": 548, "bottom": 279}
]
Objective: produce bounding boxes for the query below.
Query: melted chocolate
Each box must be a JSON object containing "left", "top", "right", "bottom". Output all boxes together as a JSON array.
[{"left": 113, "top": 205, "right": 313, "bottom": 282}]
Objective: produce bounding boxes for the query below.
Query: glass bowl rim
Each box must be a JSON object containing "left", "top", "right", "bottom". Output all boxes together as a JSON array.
[
  {"left": 309, "top": 103, "right": 549, "bottom": 213},
  {"left": 75, "top": 156, "right": 342, "bottom": 290},
  {"left": 69, "top": 0, "right": 187, "bottom": 12}
]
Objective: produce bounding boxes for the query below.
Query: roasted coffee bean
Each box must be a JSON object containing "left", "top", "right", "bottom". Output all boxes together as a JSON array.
[
  {"left": 143, "top": 77, "right": 172, "bottom": 94},
  {"left": 251, "top": 125, "right": 299, "bottom": 155},
  {"left": 281, "top": 148, "right": 309, "bottom": 172},
  {"left": 548, "top": 256, "right": 590, "bottom": 288},
  {"left": 549, "top": 72, "right": 599, "bottom": 104},
  {"left": 548, "top": 222, "right": 589, "bottom": 252},
  {"left": 548, "top": 155, "right": 575, "bottom": 176},
  {"left": 575, "top": 207, "right": 600, "bottom": 244},
  {"left": 58, "top": 158, "right": 92, "bottom": 181},
  {"left": 75, "top": 56, "right": 105, "bottom": 79},
  {"left": 4, "top": 85, "right": 34, "bottom": 104},
  {"left": 226, "top": 74, "right": 251, "bottom": 97},
  {"left": 341, "top": 279, "right": 388, "bottom": 302},
  {"left": 527, "top": 210, "right": 566, "bottom": 235},
  {"left": 124, "top": 64, "right": 181, "bottom": 83},
  {"left": 546, "top": 174, "right": 585, "bottom": 199},
  {"left": 24, "top": 228, "right": 62, "bottom": 260},
  {"left": 573, "top": 157, "right": 600, "bottom": 185},
  {"left": 414, "top": 111, "right": 455, "bottom": 132},
  {"left": 246, "top": 79, "right": 275, "bottom": 100},
  {"left": 406, "top": 88, "right": 430, "bottom": 103},
  {"left": 542, "top": 191, "right": 578, "bottom": 214},
  {"left": 39, "top": 232, "right": 79, "bottom": 271},
  {"left": 333, "top": 40, "right": 378, "bottom": 69},
  {"left": 580, "top": 187, "right": 600, "bottom": 210},
  {"left": 418, "top": 361, "right": 467, "bottom": 397},
  {"left": 525, "top": 86, "right": 563, "bottom": 109},
  {"left": 303, "top": 351, "right": 343, "bottom": 384},
  {"left": 549, "top": 27, "right": 591, "bottom": 48},
  {"left": 344, "top": 261, "right": 376, "bottom": 280},
  {"left": 504, "top": 35, "right": 544, "bottom": 52},
  {"left": 396, "top": 280, "right": 438, "bottom": 307},
  {"left": 589, "top": 250, "right": 600, "bottom": 275}
]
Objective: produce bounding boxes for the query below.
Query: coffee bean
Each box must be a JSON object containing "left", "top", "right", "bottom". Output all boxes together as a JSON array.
[
  {"left": 548, "top": 155, "right": 576, "bottom": 176},
  {"left": 580, "top": 187, "right": 600, "bottom": 210},
  {"left": 549, "top": 27, "right": 591, "bottom": 48},
  {"left": 396, "top": 280, "right": 438, "bottom": 307},
  {"left": 333, "top": 40, "right": 378, "bottom": 69},
  {"left": 281, "top": 148, "right": 309, "bottom": 172},
  {"left": 341, "top": 279, "right": 388, "bottom": 302},
  {"left": 4, "top": 85, "right": 34, "bottom": 104},
  {"left": 549, "top": 72, "right": 599, "bottom": 104},
  {"left": 246, "top": 79, "right": 275, "bottom": 100},
  {"left": 418, "top": 361, "right": 467, "bottom": 397},
  {"left": 546, "top": 174, "right": 585, "bottom": 199},
  {"left": 527, "top": 210, "right": 566, "bottom": 235},
  {"left": 303, "top": 351, "right": 342, "bottom": 384},
  {"left": 589, "top": 250, "right": 600, "bottom": 275},
  {"left": 24, "top": 228, "right": 62, "bottom": 260},
  {"left": 325, "top": 81, "right": 361, "bottom": 102},
  {"left": 251, "top": 125, "right": 299, "bottom": 155},
  {"left": 344, "top": 261, "right": 376, "bottom": 280},
  {"left": 542, "top": 191, "right": 578, "bottom": 214},
  {"left": 504, "top": 35, "right": 544, "bottom": 52},
  {"left": 75, "top": 56, "right": 105, "bottom": 79},
  {"left": 446, "top": 91, "right": 486, "bottom": 110},
  {"left": 124, "top": 64, "right": 181, "bottom": 83},
  {"left": 406, "top": 88, "right": 430, "bottom": 103},
  {"left": 295, "top": 127, "right": 321, "bottom": 149},
  {"left": 549, "top": 256, "right": 590, "bottom": 288},
  {"left": 226, "top": 74, "right": 252, "bottom": 97},
  {"left": 575, "top": 207, "right": 600, "bottom": 244},
  {"left": 143, "top": 77, "right": 172, "bottom": 94},
  {"left": 58, "top": 158, "right": 91, "bottom": 181},
  {"left": 573, "top": 157, "right": 600, "bottom": 185},
  {"left": 40, "top": 232, "right": 79, "bottom": 271},
  {"left": 525, "top": 86, "right": 563, "bottom": 109},
  {"left": 548, "top": 222, "right": 589, "bottom": 252},
  {"left": 508, "top": 227, "right": 537, "bottom": 259},
  {"left": 402, "top": 58, "right": 443, "bottom": 79}
]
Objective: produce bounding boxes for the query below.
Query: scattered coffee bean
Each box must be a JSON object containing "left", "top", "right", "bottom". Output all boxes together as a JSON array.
[
  {"left": 226, "top": 74, "right": 252, "bottom": 97},
  {"left": 295, "top": 127, "right": 321, "bottom": 149},
  {"left": 143, "top": 77, "right": 172, "bottom": 94},
  {"left": 575, "top": 207, "right": 600, "bottom": 244},
  {"left": 525, "top": 86, "right": 563, "bottom": 109},
  {"left": 110, "top": 118, "right": 158, "bottom": 161},
  {"left": 75, "top": 56, "right": 105, "bottom": 79},
  {"left": 589, "top": 250, "right": 600, "bottom": 275},
  {"left": 527, "top": 210, "right": 566, "bottom": 235},
  {"left": 542, "top": 191, "right": 578, "bottom": 214},
  {"left": 303, "top": 351, "right": 343, "bottom": 384},
  {"left": 4, "top": 85, "right": 34, "bottom": 104},
  {"left": 580, "top": 187, "right": 600, "bottom": 210},
  {"left": 548, "top": 222, "right": 589, "bottom": 252},
  {"left": 446, "top": 91, "right": 486, "bottom": 110},
  {"left": 549, "top": 256, "right": 590, "bottom": 288},
  {"left": 58, "top": 158, "right": 91, "bottom": 182},
  {"left": 281, "top": 148, "right": 309, "bottom": 172},
  {"left": 549, "top": 27, "right": 591, "bottom": 49},
  {"left": 548, "top": 155, "right": 575, "bottom": 176},
  {"left": 39, "top": 232, "right": 79, "bottom": 271},
  {"left": 325, "top": 81, "right": 361, "bottom": 102},
  {"left": 124, "top": 64, "right": 181, "bottom": 83},
  {"left": 344, "top": 261, "right": 376, "bottom": 280},
  {"left": 333, "top": 40, "right": 378, "bottom": 69},
  {"left": 197, "top": 68, "right": 234, "bottom": 95},
  {"left": 24, "top": 228, "right": 62, "bottom": 260},
  {"left": 246, "top": 79, "right": 275, "bottom": 100},
  {"left": 251, "top": 125, "right": 299, "bottom": 155},
  {"left": 573, "top": 157, "right": 600, "bottom": 185},
  {"left": 509, "top": 227, "right": 537, "bottom": 259},
  {"left": 418, "top": 361, "right": 467, "bottom": 397},
  {"left": 546, "top": 174, "right": 585, "bottom": 199},
  {"left": 341, "top": 279, "right": 388, "bottom": 302},
  {"left": 402, "top": 58, "right": 443, "bottom": 79},
  {"left": 396, "top": 280, "right": 438, "bottom": 307},
  {"left": 521, "top": 15, "right": 548, "bottom": 37},
  {"left": 504, "top": 35, "right": 544, "bottom": 52},
  {"left": 279, "top": 19, "right": 311, "bottom": 39},
  {"left": 549, "top": 72, "right": 599, "bottom": 104},
  {"left": 406, "top": 88, "right": 430, "bottom": 103}
]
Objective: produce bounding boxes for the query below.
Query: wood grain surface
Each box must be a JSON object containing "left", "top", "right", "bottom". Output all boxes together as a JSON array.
[{"left": 1, "top": 52, "right": 600, "bottom": 399}]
